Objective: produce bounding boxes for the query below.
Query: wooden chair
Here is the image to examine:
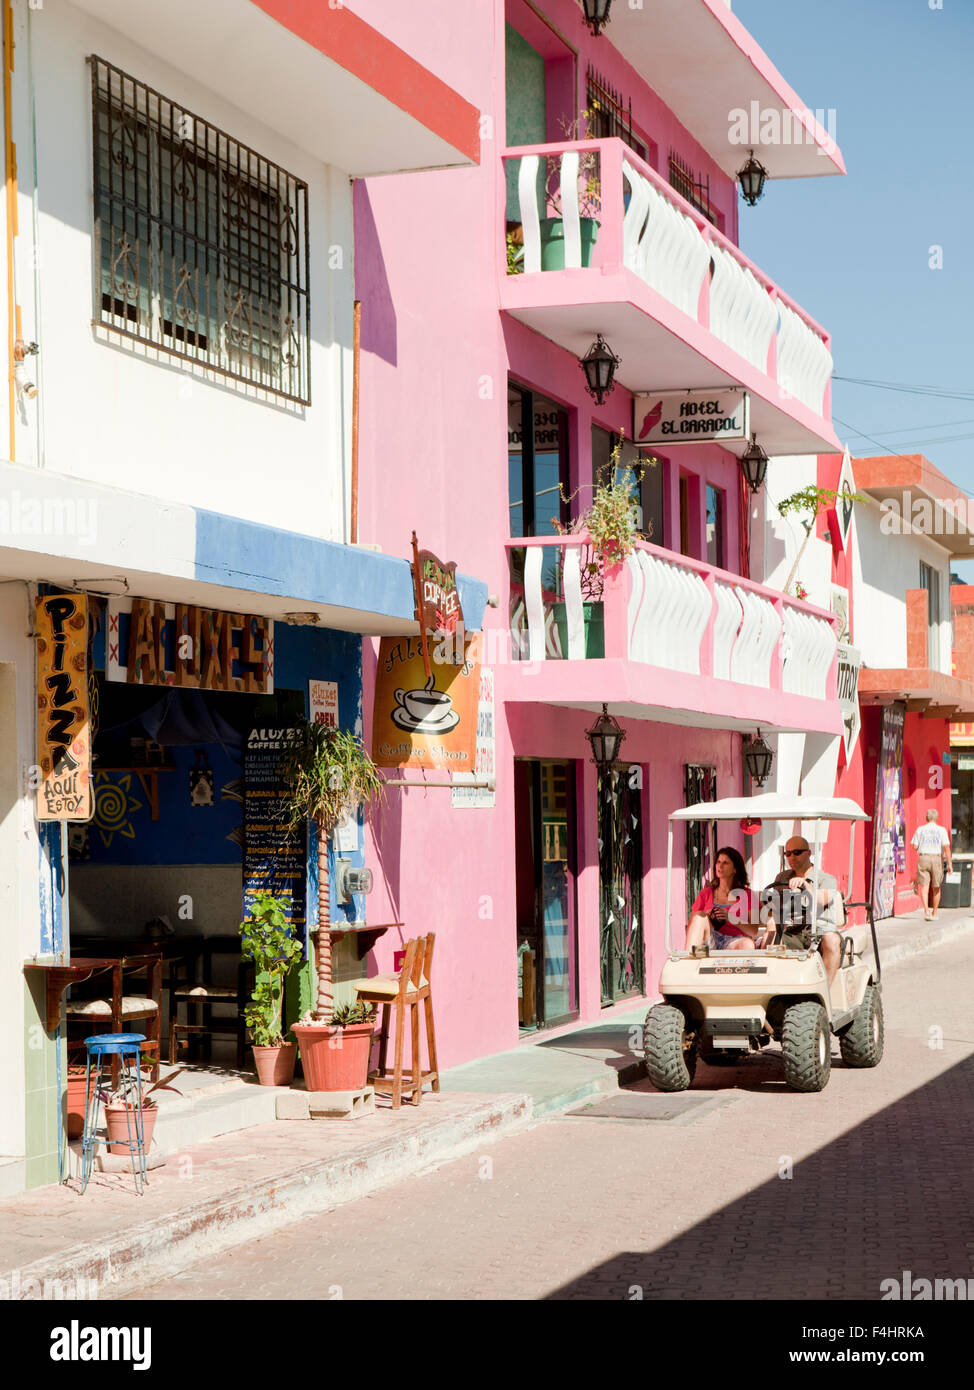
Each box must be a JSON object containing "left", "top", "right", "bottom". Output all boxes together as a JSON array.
[
  {"left": 350, "top": 934, "right": 439, "bottom": 1108},
  {"left": 168, "top": 946, "right": 252, "bottom": 1068},
  {"left": 65, "top": 955, "right": 162, "bottom": 1084}
]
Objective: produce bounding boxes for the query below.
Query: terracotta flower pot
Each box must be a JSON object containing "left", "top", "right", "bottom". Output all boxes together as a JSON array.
[
  {"left": 65, "top": 1068, "right": 95, "bottom": 1139},
  {"left": 252, "top": 1041, "right": 297, "bottom": 1087},
  {"left": 292, "top": 1021, "right": 375, "bottom": 1092},
  {"left": 104, "top": 1101, "right": 158, "bottom": 1155}
]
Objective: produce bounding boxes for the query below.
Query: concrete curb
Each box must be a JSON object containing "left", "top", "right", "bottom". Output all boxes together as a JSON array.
[{"left": 10, "top": 1093, "right": 531, "bottom": 1300}]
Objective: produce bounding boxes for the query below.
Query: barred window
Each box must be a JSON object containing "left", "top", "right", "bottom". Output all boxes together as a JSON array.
[{"left": 91, "top": 56, "right": 311, "bottom": 404}]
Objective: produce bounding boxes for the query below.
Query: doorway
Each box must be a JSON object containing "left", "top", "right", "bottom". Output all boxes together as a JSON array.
[
  {"left": 598, "top": 766, "right": 645, "bottom": 1004},
  {"left": 514, "top": 759, "right": 578, "bottom": 1031}
]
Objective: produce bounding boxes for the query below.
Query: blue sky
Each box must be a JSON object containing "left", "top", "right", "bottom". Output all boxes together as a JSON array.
[{"left": 734, "top": 0, "right": 974, "bottom": 553}]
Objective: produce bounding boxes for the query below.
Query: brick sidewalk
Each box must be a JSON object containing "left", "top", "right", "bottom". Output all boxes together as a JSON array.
[{"left": 123, "top": 928, "right": 974, "bottom": 1301}]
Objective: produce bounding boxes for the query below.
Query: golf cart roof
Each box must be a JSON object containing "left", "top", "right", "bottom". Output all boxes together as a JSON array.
[{"left": 671, "top": 794, "right": 870, "bottom": 823}]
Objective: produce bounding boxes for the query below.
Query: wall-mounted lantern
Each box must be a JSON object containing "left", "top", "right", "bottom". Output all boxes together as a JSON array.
[
  {"left": 743, "top": 728, "right": 774, "bottom": 788},
  {"left": 586, "top": 703, "right": 626, "bottom": 772},
  {"left": 737, "top": 149, "right": 768, "bottom": 207},
  {"left": 581, "top": 0, "right": 613, "bottom": 38},
  {"left": 740, "top": 437, "right": 770, "bottom": 494},
  {"left": 580, "top": 334, "right": 620, "bottom": 405}
]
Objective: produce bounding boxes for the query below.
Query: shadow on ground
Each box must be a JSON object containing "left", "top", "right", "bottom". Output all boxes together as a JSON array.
[{"left": 544, "top": 1051, "right": 974, "bottom": 1300}]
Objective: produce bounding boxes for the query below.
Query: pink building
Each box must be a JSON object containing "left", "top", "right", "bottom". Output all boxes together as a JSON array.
[{"left": 351, "top": 0, "right": 848, "bottom": 1066}]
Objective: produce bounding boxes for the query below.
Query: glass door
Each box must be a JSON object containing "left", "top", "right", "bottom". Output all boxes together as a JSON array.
[{"left": 514, "top": 759, "right": 578, "bottom": 1031}]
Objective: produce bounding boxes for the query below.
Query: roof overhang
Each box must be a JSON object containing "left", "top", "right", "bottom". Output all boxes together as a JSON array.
[
  {"left": 858, "top": 667, "right": 974, "bottom": 722},
  {"left": 71, "top": 0, "right": 480, "bottom": 175},
  {"left": 854, "top": 455, "right": 974, "bottom": 557},
  {"left": 604, "top": 0, "right": 845, "bottom": 179},
  {"left": 502, "top": 270, "right": 840, "bottom": 455},
  {"left": 0, "top": 460, "right": 487, "bottom": 635}
]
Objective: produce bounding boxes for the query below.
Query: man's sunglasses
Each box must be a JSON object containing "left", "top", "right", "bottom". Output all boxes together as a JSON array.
[{"left": 784, "top": 849, "right": 808, "bottom": 857}]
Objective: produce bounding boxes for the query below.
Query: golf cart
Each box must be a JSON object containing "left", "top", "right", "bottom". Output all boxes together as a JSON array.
[{"left": 644, "top": 794, "right": 883, "bottom": 1094}]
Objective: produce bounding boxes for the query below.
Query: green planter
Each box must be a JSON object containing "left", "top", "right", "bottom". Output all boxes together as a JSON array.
[
  {"left": 553, "top": 602, "right": 605, "bottom": 659},
  {"left": 540, "top": 217, "right": 599, "bottom": 270}
]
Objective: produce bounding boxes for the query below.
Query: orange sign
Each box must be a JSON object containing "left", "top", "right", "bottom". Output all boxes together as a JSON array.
[
  {"left": 35, "top": 592, "right": 92, "bottom": 820},
  {"left": 372, "top": 633, "right": 480, "bottom": 771},
  {"left": 951, "top": 721, "right": 974, "bottom": 747}
]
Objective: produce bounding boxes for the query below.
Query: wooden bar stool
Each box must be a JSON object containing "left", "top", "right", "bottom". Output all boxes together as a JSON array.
[{"left": 350, "top": 934, "right": 439, "bottom": 1108}]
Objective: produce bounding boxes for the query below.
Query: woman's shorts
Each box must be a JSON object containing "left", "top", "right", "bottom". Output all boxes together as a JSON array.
[
  {"left": 916, "top": 854, "right": 944, "bottom": 889},
  {"left": 710, "top": 930, "right": 747, "bottom": 951}
]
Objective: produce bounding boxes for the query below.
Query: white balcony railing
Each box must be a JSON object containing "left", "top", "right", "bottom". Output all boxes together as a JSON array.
[
  {"left": 507, "top": 536, "right": 838, "bottom": 705},
  {"left": 506, "top": 139, "right": 834, "bottom": 420}
]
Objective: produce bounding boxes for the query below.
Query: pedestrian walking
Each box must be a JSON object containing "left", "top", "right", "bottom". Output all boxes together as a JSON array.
[{"left": 911, "top": 809, "right": 952, "bottom": 920}]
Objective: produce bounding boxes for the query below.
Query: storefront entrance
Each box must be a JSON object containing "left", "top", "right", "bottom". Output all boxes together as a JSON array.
[
  {"left": 514, "top": 760, "right": 578, "bottom": 1032},
  {"left": 598, "top": 767, "right": 645, "bottom": 1005}
]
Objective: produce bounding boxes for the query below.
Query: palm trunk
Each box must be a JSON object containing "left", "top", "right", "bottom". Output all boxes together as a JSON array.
[
  {"left": 783, "top": 520, "right": 814, "bottom": 597},
  {"left": 314, "top": 817, "right": 333, "bottom": 1020}
]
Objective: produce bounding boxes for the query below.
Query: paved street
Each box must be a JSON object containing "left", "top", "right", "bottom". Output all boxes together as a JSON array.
[{"left": 118, "top": 934, "right": 974, "bottom": 1301}]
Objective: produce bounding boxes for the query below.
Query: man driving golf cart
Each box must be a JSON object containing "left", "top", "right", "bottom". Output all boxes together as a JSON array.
[{"left": 758, "top": 835, "right": 844, "bottom": 984}]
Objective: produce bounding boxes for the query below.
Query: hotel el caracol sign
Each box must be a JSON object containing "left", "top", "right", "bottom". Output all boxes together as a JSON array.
[{"left": 634, "top": 389, "right": 749, "bottom": 446}]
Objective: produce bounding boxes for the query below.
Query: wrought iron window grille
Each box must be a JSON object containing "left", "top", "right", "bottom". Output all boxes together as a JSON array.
[
  {"left": 585, "top": 68, "right": 647, "bottom": 161},
  {"left": 668, "top": 148, "right": 716, "bottom": 227},
  {"left": 90, "top": 56, "right": 311, "bottom": 404}
]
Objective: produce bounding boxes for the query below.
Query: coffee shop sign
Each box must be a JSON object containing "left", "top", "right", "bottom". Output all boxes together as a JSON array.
[{"left": 635, "top": 389, "right": 749, "bottom": 445}]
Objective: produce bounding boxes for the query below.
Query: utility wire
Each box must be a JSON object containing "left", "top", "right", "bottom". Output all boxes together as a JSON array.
[{"left": 834, "top": 375, "right": 974, "bottom": 402}]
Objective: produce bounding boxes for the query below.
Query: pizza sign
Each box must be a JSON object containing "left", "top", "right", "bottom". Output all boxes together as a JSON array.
[{"left": 35, "top": 592, "right": 92, "bottom": 820}]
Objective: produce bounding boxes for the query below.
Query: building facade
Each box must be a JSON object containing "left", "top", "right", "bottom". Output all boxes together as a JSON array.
[{"left": 352, "top": 0, "right": 847, "bottom": 1065}]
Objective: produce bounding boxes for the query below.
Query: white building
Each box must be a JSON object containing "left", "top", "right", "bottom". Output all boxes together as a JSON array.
[{"left": 0, "top": 0, "right": 482, "bottom": 1192}]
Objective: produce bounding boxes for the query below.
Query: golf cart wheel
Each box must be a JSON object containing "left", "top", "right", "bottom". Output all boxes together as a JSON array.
[
  {"left": 780, "top": 1001, "right": 832, "bottom": 1092},
  {"left": 839, "top": 984, "right": 884, "bottom": 1068},
  {"left": 644, "top": 1004, "right": 697, "bottom": 1092}
]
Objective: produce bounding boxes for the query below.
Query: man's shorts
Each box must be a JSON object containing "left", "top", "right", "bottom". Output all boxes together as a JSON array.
[{"left": 916, "top": 854, "right": 944, "bottom": 889}]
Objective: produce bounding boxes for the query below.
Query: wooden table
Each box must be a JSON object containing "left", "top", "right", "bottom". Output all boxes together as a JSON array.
[{"left": 24, "top": 954, "right": 162, "bottom": 1083}]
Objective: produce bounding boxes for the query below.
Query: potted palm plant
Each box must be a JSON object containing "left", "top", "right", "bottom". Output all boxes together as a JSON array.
[
  {"left": 281, "top": 720, "right": 384, "bottom": 1091},
  {"left": 240, "top": 892, "right": 304, "bottom": 1086}
]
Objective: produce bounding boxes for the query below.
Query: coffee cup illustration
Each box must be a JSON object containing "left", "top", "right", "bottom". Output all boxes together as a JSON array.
[{"left": 391, "top": 674, "right": 459, "bottom": 734}]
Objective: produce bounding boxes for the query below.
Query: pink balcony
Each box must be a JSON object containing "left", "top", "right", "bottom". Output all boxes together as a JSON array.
[
  {"left": 502, "top": 139, "right": 839, "bottom": 457},
  {"left": 504, "top": 536, "right": 841, "bottom": 736}
]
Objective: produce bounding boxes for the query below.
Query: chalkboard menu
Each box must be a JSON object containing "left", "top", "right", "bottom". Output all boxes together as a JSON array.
[{"left": 243, "top": 726, "right": 307, "bottom": 936}]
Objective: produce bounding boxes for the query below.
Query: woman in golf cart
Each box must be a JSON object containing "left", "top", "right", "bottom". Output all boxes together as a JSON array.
[{"left": 685, "top": 846, "right": 764, "bottom": 952}]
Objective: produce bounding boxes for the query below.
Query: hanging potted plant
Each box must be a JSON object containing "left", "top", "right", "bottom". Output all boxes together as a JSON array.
[
  {"left": 239, "top": 892, "right": 304, "bottom": 1086},
  {"left": 550, "top": 435, "right": 645, "bottom": 657},
  {"left": 541, "top": 111, "right": 602, "bottom": 271},
  {"left": 281, "top": 720, "right": 384, "bottom": 1092}
]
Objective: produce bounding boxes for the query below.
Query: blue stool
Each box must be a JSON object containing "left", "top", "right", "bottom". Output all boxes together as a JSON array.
[{"left": 80, "top": 1033, "right": 148, "bottom": 1195}]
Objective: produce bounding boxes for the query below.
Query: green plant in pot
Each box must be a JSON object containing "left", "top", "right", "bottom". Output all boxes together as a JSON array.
[
  {"left": 281, "top": 720, "right": 384, "bottom": 1092},
  {"left": 240, "top": 892, "right": 304, "bottom": 1086},
  {"left": 551, "top": 435, "right": 644, "bottom": 657},
  {"left": 98, "top": 1068, "right": 184, "bottom": 1156},
  {"left": 541, "top": 110, "right": 601, "bottom": 271}
]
